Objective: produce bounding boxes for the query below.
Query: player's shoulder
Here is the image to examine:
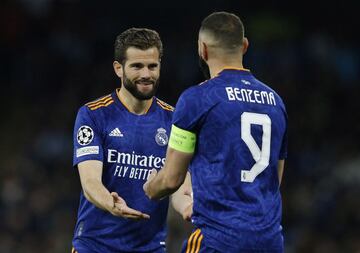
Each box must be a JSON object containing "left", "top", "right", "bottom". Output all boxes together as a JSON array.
[
  {"left": 180, "top": 76, "right": 222, "bottom": 103},
  {"left": 180, "top": 80, "right": 208, "bottom": 97},
  {"left": 155, "top": 97, "right": 174, "bottom": 112},
  {"left": 84, "top": 93, "right": 115, "bottom": 111}
]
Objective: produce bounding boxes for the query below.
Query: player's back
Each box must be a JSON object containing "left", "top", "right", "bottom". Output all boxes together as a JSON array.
[{"left": 174, "top": 68, "right": 287, "bottom": 252}]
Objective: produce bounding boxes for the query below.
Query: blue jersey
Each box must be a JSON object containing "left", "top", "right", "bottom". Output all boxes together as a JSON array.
[
  {"left": 172, "top": 68, "right": 287, "bottom": 252},
  {"left": 72, "top": 89, "right": 174, "bottom": 253}
]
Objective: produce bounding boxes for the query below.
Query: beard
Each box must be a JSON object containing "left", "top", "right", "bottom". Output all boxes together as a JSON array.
[
  {"left": 198, "top": 56, "right": 211, "bottom": 80},
  {"left": 122, "top": 73, "right": 159, "bottom": 100}
]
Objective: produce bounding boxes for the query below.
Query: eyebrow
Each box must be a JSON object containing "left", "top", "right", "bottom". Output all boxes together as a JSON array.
[
  {"left": 128, "top": 62, "right": 159, "bottom": 68},
  {"left": 129, "top": 62, "right": 144, "bottom": 67}
]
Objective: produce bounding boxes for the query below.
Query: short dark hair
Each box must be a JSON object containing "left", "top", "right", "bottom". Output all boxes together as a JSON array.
[
  {"left": 200, "top": 11, "right": 244, "bottom": 50},
  {"left": 114, "top": 28, "right": 163, "bottom": 64}
]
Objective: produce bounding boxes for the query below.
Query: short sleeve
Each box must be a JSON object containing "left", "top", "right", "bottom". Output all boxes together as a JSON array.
[
  {"left": 73, "top": 106, "right": 104, "bottom": 167},
  {"left": 172, "top": 87, "right": 206, "bottom": 133}
]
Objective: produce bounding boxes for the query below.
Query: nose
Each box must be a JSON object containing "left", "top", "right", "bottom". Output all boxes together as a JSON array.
[{"left": 139, "top": 67, "right": 151, "bottom": 78}]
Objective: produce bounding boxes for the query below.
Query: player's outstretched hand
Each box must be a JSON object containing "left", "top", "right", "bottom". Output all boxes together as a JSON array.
[
  {"left": 143, "top": 169, "right": 157, "bottom": 198},
  {"left": 109, "top": 192, "right": 150, "bottom": 220}
]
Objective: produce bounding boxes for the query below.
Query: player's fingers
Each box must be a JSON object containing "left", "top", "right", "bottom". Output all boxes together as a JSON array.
[
  {"left": 140, "top": 213, "right": 150, "bottom": 219},
  {"left": 121, "top": 206, "right": 145, "bottom": 216},
  {"left": 110, "top": 192, "right": 119, "bottom": 199},
  {"left": 183, "top": 203, "right": 193, "bottom": 221},
  {"left": 123, "top": 213, "right": 149, "bottom": 220},
  {"left": 124, "top": 210, "right": 150, "bottom": 219},
  {"left": 143, "top": 181, "right": 148, "bottom": 192},
  {"left": 115, "top": 204, "right": 150, "bottom": 219},
  {"left": 121, "top": 211, "right": 150, "bottom": 220},
  {"left": 183, "top": 213, "right": 191, "bottom": 222},
  {"left": 183, "top": 189, "right": 193, "bottom": 197},
  {"left": 148, "top": 169, "right": 157, "bottom": 180},
  {"left": 112, "top": 192, "right": 123, "bottom": 200},
  {"left": 111, "top": 192, "right": 124, "bottom": 203}
]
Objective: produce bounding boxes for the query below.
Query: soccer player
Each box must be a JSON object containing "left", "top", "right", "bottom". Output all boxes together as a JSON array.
[
  {"left": 144, "top": 12, "right": 288, "bottom": 253},
  {"left": 72, "top": 28, "right": 192, "bottom": 253}
]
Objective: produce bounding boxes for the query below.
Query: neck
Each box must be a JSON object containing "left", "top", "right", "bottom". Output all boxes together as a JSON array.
[
  {"left": 208, "top": 59, "right": 244, "bottom": 78},
  {"left": 117, "top": 87, "right": 153, "bottom": 115}
]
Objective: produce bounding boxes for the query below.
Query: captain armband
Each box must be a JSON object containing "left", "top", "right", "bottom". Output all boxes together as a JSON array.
[{"left": 168, "top": 124, "right": 196, "bottom": 153}]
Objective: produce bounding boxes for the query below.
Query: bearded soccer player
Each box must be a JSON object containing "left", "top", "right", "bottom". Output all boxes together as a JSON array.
[
  {"left": 144, "top": 12, "right": 288, "bottom": 253},
  {"left": 71, "top": 28, "right": 192, "bottom": 253}
]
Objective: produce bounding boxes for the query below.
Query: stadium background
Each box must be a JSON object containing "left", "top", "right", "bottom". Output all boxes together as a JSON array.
[{"left": 0, "top": 0, "right": 359, "bottom": 252}]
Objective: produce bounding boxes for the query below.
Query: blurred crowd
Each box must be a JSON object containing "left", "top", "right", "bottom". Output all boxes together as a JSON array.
[{"left": 0, "top": 0, "right": 359, "bottom": 252}]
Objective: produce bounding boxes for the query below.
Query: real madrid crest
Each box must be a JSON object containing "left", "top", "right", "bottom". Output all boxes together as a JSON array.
[{"left": 155, "top": 128, "right": 168, "bottom": 146}]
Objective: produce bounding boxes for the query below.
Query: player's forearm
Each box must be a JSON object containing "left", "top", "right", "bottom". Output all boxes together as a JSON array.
[
  {"left": 147, "top": 169, "right": 182, "bottom": 200},
  {"left": 145, "top": 148, "right": 192, "bottom": 199},
  {"left": 82, "top": 178, "right": 114, "bottom": 211}
]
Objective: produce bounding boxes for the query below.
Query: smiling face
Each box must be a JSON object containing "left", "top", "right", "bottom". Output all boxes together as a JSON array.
[{"left": 115, "top": 46, "right": 161, "bottom": 100}]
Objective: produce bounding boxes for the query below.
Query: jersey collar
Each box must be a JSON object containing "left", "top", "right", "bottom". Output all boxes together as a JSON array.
[
  {"left": 113, "top": 88, "right": 155, "bottom": 115},
  {"left": 219, "top": 66, "right": 250, "bottom": 73}
]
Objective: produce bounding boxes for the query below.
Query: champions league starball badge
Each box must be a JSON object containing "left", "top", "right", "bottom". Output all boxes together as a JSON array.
[
  {"left": 155, "top": 128, "right": 168, "bottom": 146},
  {"left": 77, "top": 125, "right": 94, "bottom": 145}
]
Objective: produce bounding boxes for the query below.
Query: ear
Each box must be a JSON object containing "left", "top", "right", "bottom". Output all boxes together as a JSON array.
[
  {"left": 113, "top": 61, "right": 123, "bottom": 78},
  {"left": 199, "top": 42, "right": 209, "bottom": 61},
  {"left": 242, "top": 37, "right": 249, "bottom": 55}
]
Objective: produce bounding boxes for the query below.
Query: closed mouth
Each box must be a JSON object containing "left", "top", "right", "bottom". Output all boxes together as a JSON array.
[{"left": 136, "top": 80, "right": 154, "bottom": 85}]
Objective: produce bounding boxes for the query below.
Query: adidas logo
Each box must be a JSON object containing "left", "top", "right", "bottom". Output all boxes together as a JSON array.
[{"left": 109, "top": 128, "right": 123, "bottom": 137}]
